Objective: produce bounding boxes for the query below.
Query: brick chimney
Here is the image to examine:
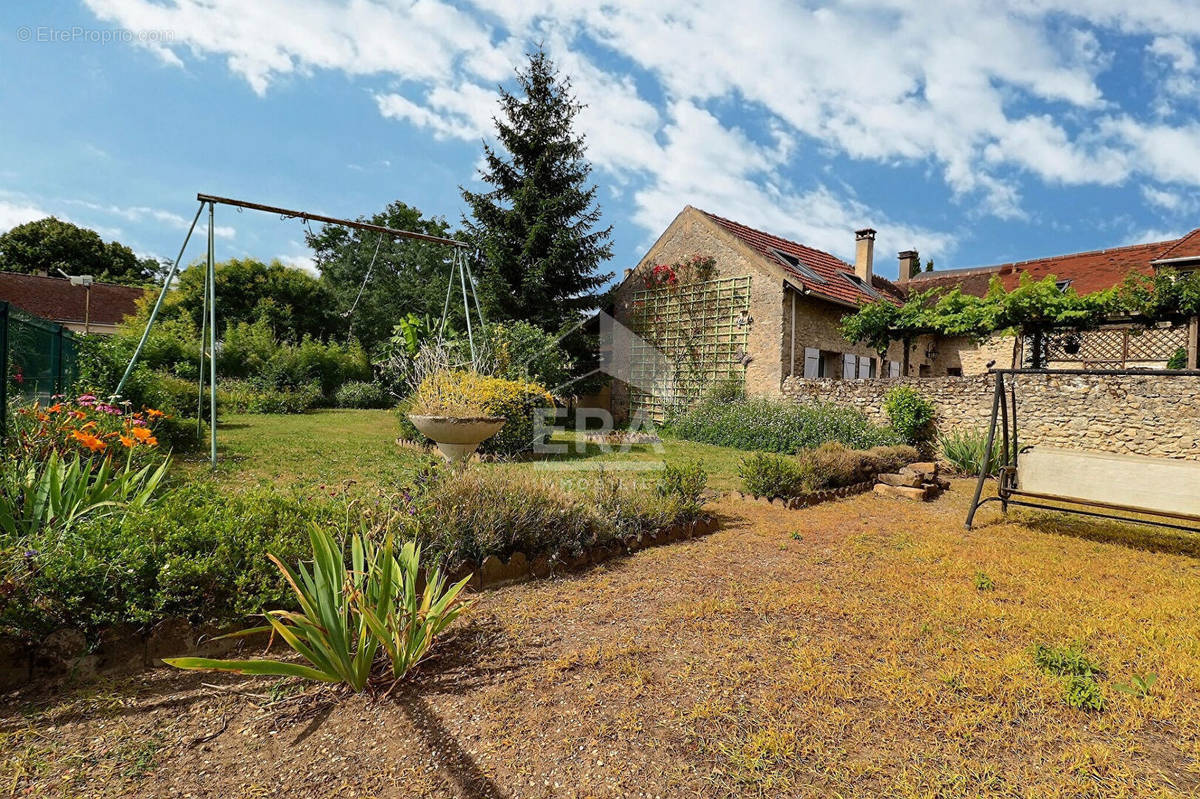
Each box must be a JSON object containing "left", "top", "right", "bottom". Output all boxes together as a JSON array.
[
  {"left": 898, "top": 250, "right": 919, "bottom": 284},
  {"left": 854, "top": 228, "right": 876, "bottom": 282}
]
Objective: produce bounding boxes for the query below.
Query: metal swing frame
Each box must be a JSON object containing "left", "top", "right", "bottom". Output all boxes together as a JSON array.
[
  {"left": 965, "top": 367, "right": 1200, "bottom": 534},
  {"left": 115, "top": 192, "right": 479, "bottom": 469}
]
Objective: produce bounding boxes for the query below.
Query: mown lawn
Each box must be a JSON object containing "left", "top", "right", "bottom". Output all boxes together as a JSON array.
[
  {"left": 4, "top": 485, "right": 1199, "bottom": 797},
  {"left": 179, "top": 408, "right": 750, "bottom": 492}
]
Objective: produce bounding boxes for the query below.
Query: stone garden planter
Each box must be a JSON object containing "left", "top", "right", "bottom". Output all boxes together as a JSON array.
[{"left": 407, "top": 414, "right": 505, "bottom": 462}]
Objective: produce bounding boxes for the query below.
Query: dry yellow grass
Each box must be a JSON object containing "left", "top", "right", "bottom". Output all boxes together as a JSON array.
[{"left": 2, "top": 482, "right": 1198, "bottom": 797}]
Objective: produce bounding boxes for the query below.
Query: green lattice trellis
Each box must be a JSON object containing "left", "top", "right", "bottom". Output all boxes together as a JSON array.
[{"left": 627, "top": 275, "right": 752, "bottom": 420}]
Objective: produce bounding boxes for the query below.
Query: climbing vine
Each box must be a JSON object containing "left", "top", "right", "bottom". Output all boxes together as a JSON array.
[{"left": 841, "top": 270, "right": 1200, "bottom": 368}]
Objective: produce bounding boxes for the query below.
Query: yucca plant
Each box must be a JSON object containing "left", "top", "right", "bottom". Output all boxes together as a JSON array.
[
  {"left": 0, "top": 451, "right": 169, "bottom": 537},
  {"left": 166, "top": 526, "right": 472, "bottom": 690},
  {"left": 358, "top": 539, "right": 472, "bottom": 679}
]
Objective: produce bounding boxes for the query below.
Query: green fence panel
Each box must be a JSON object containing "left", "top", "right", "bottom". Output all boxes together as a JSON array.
[{"left": 2, "top": 301, "right": 80, "bottom": 438}]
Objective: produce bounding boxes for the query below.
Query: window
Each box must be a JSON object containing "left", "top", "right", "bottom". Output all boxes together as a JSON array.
[
  {"left": 1055, "top": 279, "right": 1073, "bottom": 292},
  {"left": 946, "top": 367, "right": 963, "bottom": 377},
  {"left": 772, "top": 248, "right": 826, "bottom": 283},
  {"left": 841, "top": 271, "right": 881, "bottom": 299},
  {"left": 888, "top": 360, "right": 901, "bottom": 378}
]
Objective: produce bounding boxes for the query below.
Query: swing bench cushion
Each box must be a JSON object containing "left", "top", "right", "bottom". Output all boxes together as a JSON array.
[{"left": 1017, "top": 447, "right": 1200, "bottom": 519}]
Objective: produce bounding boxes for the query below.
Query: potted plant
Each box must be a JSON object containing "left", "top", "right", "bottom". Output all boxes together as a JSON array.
[{"left": 406, "top": 370, "right": 506, "bottom": 462}]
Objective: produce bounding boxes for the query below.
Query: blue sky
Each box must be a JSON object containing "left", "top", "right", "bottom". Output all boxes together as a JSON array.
[{"left": 2, "top": 0, "right": 1200, "bottom": 284}]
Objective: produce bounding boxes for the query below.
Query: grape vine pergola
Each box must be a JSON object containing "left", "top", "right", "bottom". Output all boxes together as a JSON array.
[{"left": 114, "top": 193, "right": 481, "bottom": 468}]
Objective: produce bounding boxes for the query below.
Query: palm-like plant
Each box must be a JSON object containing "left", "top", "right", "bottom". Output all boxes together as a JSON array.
[
  {"left": 358, "top": 539, "right": 472, "bottom": 679},
  {"left": 166, "top": 526, "right": 472, "bottom": 690}
]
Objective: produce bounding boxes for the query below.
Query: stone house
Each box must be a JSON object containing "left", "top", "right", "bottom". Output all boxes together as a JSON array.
[
  {"left": 604, "top": 207, "right": 1200, "bottom": 422},
  {"left": 609, "top": 206, "right": 906, "bottom": 420},
  {"left": 899, "top": 229, "right": 1200, "bottom": 375}
]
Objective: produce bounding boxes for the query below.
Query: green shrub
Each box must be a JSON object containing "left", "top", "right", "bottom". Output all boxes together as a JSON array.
[
  {"left": 883, "top": 385, "right": 935, "bottom": 444},
  {"left": 655, "top": 461, "right": 708, "bottom": 521},
  {"left": 216, "top": 380, "right": 322, "bottom": 414},
  {"left": 486, "top": 321, "right": 574, "bottom": 391},
  {"left": 0, "top": 482, "right": 343, "bottom": 641},
  {"left": 668, "top": 396, "right": 901, "bottom": 453},
  {"left": 738, "top": 452, "right": 811, "bottom": 498},
  {"left": 403, "top": 467, "right": 686, "bottom": 563},
  {"left": 1167, "top": 347, "right": 1187, "bottom": 370},
  {"left": 335, "top": 380, "right": 393, "bottom": 409},
  {"left": 939, "top": 428, "right": 1003, "bottom": 475},
  {"left": 738, "top": 443, "right": 917, "bottom": 498},
  {"left": 801, "top": 442, "right": 918, "bottom": 488}
]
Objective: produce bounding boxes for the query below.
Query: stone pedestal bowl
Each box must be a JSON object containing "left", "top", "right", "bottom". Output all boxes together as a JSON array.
[{"left": 407, "top": 414, "right": 506, "bottom": 462}]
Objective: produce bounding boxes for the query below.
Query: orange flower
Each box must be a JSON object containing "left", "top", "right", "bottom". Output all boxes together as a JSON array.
[
  {"left": 69, "top": 410, "right": 86, "bottom": 420},
  {"left": 145, "top": 408, "right": 164, "bottom": 418},
  {"left": 131, "top": 427, "right": 155, "bottom": 443},
  {"left": 71, "top": 430, "right": 107, "bottom": 452},
  {"left": 119, "top": 434, "right": 135, "bottom": 448},
  {"left": 46, "top": 403, "right": 64, "bottom": 414},
  {"left": 80, "top": 421, "right": 97, "bottom": 431}
]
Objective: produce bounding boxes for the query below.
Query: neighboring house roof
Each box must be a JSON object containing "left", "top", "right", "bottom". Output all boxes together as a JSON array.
[
  {"left": 697, "top": 209, "right": 901, "bottom": 307},
  {"left": 0, "top": 271, "right": 148, "bottom": 327},
  {"left": 907, "top": 228, "right": 1200, "bottom": 298},
  {"left": 1152, "top": 228, "right": 1200, "bottom": 264}
]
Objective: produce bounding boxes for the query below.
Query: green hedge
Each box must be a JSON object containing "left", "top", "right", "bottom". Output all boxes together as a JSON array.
[
  {"left": 667, "top": 395, "right": 902, "bottom": 453},
  {"left": 0, "top": 482, "right": 342, "bottom": 641}
]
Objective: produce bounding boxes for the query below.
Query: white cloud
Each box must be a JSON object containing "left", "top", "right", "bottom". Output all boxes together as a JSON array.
[
  {"left": 1149, "top": 35, "right": 1197, "bottom": 72},
  {"left": 1122, "top": 227, "right": 1185, "bottom": 245},
  {"left": 1141, "top": 184, "right": 1197, "bottom": 213},
  {"left": 277, "top": 252, "right": 318, "bottom": 275},
  {"left": 0, "top": 199, "right": 53, "bottom": 234},
  {"left": 80, "top": 0, "right": 1200, "bottom": 259},
  {"left": 65, "top": 200, "right": 236, "bottom": 238}
]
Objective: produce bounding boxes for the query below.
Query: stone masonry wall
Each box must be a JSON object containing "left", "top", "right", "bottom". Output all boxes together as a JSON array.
[{"left": 782, "top": 373, "right": 1200, "bottom": 461}]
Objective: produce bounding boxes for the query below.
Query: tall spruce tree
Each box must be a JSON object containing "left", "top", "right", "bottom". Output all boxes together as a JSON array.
[{"left": 461, "top": 48, "right": 613, "bottom": 335}]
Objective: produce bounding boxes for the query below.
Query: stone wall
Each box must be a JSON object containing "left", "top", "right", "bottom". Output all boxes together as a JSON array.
[{"left": 782, "top": 373, "right": 1200, "bottom": 461}]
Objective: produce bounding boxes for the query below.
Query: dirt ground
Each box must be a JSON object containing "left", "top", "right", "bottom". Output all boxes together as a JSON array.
[{"left": 4, "top": 482, "right": 1200, "bottom": 798}]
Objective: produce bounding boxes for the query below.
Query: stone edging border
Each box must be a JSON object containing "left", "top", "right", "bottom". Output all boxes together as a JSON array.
[
  {"left": 726, "top": 479, "right": 877, "bottom": 509},
  {"left": 0, "top": 515, "right": 721, "bottom": 691}
]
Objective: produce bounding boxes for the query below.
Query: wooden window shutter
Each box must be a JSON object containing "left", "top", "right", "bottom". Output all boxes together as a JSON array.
[{"left": 803, "top": 347, "right": 820, "bottom": 378}]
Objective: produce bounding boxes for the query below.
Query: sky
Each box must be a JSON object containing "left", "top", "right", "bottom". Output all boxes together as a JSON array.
[{"left": 2, "top": 0, "right": 1200, "bottom": 284}]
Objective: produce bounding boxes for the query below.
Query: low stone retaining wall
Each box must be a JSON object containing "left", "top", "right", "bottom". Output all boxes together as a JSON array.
[
  {"left": 782, "top": 373, "right": 1200, "bottom": 461},
  {"left": 0, "top": 515, "right": 721, "bottom": 690}
]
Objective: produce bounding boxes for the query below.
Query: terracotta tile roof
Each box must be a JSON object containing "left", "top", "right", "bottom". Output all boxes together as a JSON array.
[
  {"left": 698, "top": 209, "right": 901, "bottom": 306},
  {"left": 1153, "top": 228, "right": 1200, "bottom": 263},
  {"left": 905, "top": 232, "right": 1196, "bottom": 297},
  {"left": 0, "top": 271, "right": 148, "bottom": 327}
]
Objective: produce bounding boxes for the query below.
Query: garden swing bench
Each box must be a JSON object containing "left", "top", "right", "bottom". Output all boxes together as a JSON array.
[{"left": 965, "top": 368, "right": 1200, "bottom": 534}]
